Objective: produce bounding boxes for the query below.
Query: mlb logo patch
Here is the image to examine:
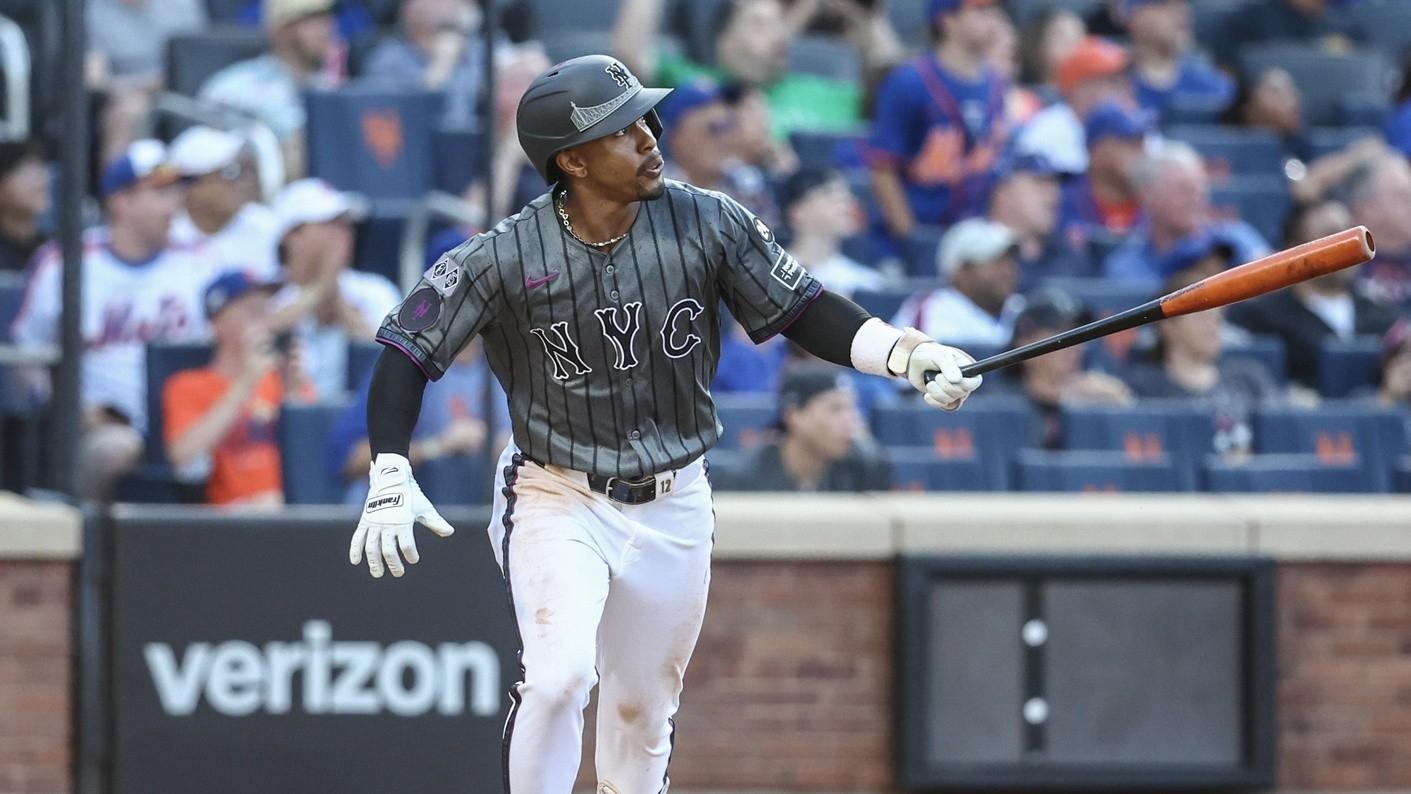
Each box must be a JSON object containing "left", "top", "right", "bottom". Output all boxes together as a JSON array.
[{"left": 770, "top": 251, "right": 806, "bottom": 290}]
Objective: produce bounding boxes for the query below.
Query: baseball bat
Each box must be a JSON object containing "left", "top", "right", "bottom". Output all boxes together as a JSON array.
[{"left": 929, "top": 225, "right": 1376, "bottom": 381}]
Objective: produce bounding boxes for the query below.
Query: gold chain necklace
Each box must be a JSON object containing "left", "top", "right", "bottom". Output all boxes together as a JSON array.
[{"left": 556, "top": 190, "right": 630, "bottom": 249}]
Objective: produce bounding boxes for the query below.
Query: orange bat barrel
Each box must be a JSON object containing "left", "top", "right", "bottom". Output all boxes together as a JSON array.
[
  {"left": 948, "top": 226, "right": 1377, "bottom": 379},
  {"left": 1158, "top": 225, "right": 1375, "bottom": 318}
]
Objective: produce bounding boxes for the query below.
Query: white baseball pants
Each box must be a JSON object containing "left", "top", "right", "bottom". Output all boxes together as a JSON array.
[{"left": 487, "top": 443, "right": 714, "bottom": 793}]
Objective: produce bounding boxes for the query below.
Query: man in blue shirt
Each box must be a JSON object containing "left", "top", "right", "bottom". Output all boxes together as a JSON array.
[
  {"left": 1122, "top": 0, "right": 1233, "bottom": 119},
  {"left": 865, "top": 0, "right": 1011, "bottom": 257},
  {"left": 1059, "top": 101, "right": 1151, "bottom": 254}
]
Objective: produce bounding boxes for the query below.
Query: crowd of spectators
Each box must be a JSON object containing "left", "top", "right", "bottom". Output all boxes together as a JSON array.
[{"left": 3, "top": 0, "right": 1411, "bottom": 504}]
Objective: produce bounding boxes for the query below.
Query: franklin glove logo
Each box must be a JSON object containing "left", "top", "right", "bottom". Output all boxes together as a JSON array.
[{"left": 366, "top": 494, "right": 404, "bottom": 512}]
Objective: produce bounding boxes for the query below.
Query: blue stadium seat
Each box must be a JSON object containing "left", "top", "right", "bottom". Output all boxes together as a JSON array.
[
  {"left": 304, "top": 86, "right": 443, "bottom": 200},
  {"left": 905, "top": 225, "right": 946, "bottom": 278},
  {"left": 1166, "top": 126, "right": 1285, "bottom": 176},
  {"left": 1060, "top": 402, "right": 1215, "bottom": 490},
  {"left": 788, "top": 36, "right": 861, "bottom": 83},
  {"left": 1040, "top": 278, "right": 1154, "bottom": 316},
  {"left": 1352, "top": 0, "right": 1411, "bottom": 67},
  {"left": 347, "top": 341, "right": 382, "bottom": 394},
  {"left": 526, "top": 0, "right": 621, "bottom": 33},
  {"left": 144, "top": 343, "right": 215, "bottom": 465},
  {"left": 1239, "top": 45, "right": 1390, "bottom": 126},
  {"left": 1318, "top": 336, "right": 1382, "bottom": 399},
  {"left": 886, "top": 447, "right": 989, "bottom": 491},
  {"left": 789, "top": 130, "right": 859, "bottom": 169},
  {"left": 417, "top": 453, "right": 491, "bottom": 505},
  {"left": 1015, "top": 449, "right": 1186, "bottom": 492},
  {"left": 1396, "top": 458, "right": 1411, "bottom": 493},
  {"left": 714, "top": 393, "right": 778, "bottom": 451},
  {"left": 1007, "top": 0, "right": 1103, "bottom": 25},
  {"left": 852, "top": 287, "right": 915, "bottom": 323},
  {"left": 1252, "top": 404, "right": 1408, "bottom": 491},
  {"left": 431, "top": 126, "right": 481, "bottom": 195},
  {"left": 1222, "top": 334, "right": 1286, "bottom": 386},
  {"left": 872, "top": 398, "right": 1033, "bottom": 489},
  {"left": 0, "top": 272, "right": 23, "bottom": 343},
  {"left": 280, "top": 399, "right": 356, "bottom": 504},
  {"left": 165, "top": 26, "right": 267, "bottom": 99},
  {"left": 1204, "top": 453, "right": 1372, "bottom": 492},
  {"left": 541, "top": 31, "right": 615, "bottom": 65},
  {"left": 1306, "top": 126, "right": 1380, "bottom": 159},
  {"left": 1210, "top": 176, "right": 1290, "bottom": 245},
  {"left": 353, "top": 205, "right": 411, "bottom": 284}
]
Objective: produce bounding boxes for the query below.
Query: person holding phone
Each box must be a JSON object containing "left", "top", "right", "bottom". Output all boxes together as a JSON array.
[{"left": 162, "top": 270, "right": 316, "bottom": 506}]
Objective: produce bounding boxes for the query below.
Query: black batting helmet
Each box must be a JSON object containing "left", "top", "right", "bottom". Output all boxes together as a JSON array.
[{"left": 516, "top": 54, "right": 672, "bottom": 184}]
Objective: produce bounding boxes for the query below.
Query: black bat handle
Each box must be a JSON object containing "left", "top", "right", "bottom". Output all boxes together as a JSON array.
[{"left": 925, "top": 300, "right": 1166, "bottom": 382}]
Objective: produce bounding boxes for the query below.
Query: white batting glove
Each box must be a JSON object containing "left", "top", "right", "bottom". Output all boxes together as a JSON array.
[
  {"left": 349, "top": 453, "right": 454, "bottom": 578},
  {"left": 886, "top": 328, "right": 983, "bottom": 411}
]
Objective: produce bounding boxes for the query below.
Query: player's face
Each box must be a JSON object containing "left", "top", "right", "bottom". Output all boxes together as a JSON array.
[{"left": 572, "top": 117, "right": 666, "bottom": 201}]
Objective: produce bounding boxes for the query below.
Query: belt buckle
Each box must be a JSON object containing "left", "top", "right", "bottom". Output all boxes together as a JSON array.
[{"left": 605, "top": 475, "right": 655, "bottom": 504}]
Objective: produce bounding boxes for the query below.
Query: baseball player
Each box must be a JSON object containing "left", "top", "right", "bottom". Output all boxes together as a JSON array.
[{"left": 349, "top": 55, "right": 983, "bottom": 793}]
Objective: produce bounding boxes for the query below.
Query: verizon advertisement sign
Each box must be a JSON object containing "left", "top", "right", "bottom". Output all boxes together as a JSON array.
[{"left": 111, "top": 510, "right": 515, "bottom": 794}]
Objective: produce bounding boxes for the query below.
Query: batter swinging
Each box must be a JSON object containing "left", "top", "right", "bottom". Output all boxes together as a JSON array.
[{"left": 348, "top": 55, "right": 983, "bottom": 793}]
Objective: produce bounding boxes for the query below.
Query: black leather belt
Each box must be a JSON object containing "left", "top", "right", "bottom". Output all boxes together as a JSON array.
[{"left": 586, "top": 473, "right": 659, "bottom": 505}]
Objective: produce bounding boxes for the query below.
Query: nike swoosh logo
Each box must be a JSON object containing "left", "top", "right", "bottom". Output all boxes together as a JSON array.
[{"left": 525, "top": 271, "right": 561, "bottom": 290}]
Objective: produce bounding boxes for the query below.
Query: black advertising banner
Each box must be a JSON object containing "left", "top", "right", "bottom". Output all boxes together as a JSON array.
[{"left": 110, "top": 507, "right": 515, "bottom": 794}]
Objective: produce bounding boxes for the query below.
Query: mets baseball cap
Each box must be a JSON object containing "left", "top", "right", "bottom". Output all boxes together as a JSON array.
[
  {"left": 937, "top": 218, "right": 1019, "bottom": 278},
  {"left": 928, "top": 0, "right": 996, "bottom": 20},
  {"left": 272, "top": 178, "right": 368, "bottom": 240},
  {"left": 1155, "top": 230, "right": 1236, "bottom": 282},
  {"left": 168, "top": 126, "right": 247, "bottom": 178},
  {"left": 264, "top": 0, "right": 335, "bottom": 30},
  {"left": 100, "top": 139, "right": 179, "bottom": 198},
  {"left": 203, "top": 270, "right": 281, "bottom": 319},
  {"left": 1084, "top": 101, "right": 1154, "bottom": 146},
  {"left": 1056, "top": 37, "right": 1128, "bottom": 95}
]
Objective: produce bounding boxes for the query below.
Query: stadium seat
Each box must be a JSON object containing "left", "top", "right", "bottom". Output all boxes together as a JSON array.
[
  {"left": 164, "top": 26, "right": 268, "bottom": 99},
  {"left": 1204, "top": 453, "right": 1372, "bottom": 492},
  {"left": 904, "top": 225, "right": 946, "bottom": 278},
  {"left": 144, "top": 343, "right": 215, "bottom": 465},
  {"left": 714, "top": 393, "right": 778, "bottom": 451},
  {"left": 1352, "top": 0, "right": 1411, "bottom": 67},
  {"left": 526, "top": 0, "right": 621, "bottom": 34},
  {"left": 1166, "top": 126, "right": 1285, "bottom": 176},
  {"left": 788, "top": 36, "right": 861, "bottom": 84},
  {"left": 1040, "top": 278, "right": 1153, "bottom": 316},
  {"left": 851, "top": 287, "right": 914, "bottom": 324},
  {"left": 354, "top": 204, "right": 412, "bottom": 285},
  {"left": 542, "top": 31, "right": 616, "bottom": 64},
  {"left": 1252, "top": 404, "right": 1408, "bottom": 491},
  {"left": 872, "top": 398, "right": 1034, "bottom": 489},
  {"left": 280, "top": 398, "right": 356, "bottom": 504},
  {"left": 1015, "top": 449, "right": 1186, "bottom": 492},
  {"left": 886, "top": 447, "right": 989, "bottom": 491},
  {"left": 1239, "top": 45, "right": 1391, "bottom": 127},
  {"left": 431, "top": 126, "right": 481, "bottom": 195},
  {"left": 347, "top": 341, "right": 382, "bottom": 394},
  {"left": 886, "top": 0, "right": 928, "bottom": 47},
  {"left": 1007, "top": 0, "right": 1103, "bottom": 25},
  {"left": 1060, "top": 402, "right": 1215, "bottom": 490},
  {"left": 1395, "top": 458, "right": 1411, "bottom": 493},
  {"left": 788, "top": 130, "right": 860, "bottom": 169},
  {"left": 1318, "top": 336, "right": 1382, "bottom": 399},
  {"left": 203, "top": 0, "right": 249, "bottom": 23},
  {"left": 304, "top": 86, "right": 443, "bottom": 200},
  {"left": 417, "top": 453, "right": 491, "bottom": 505},
  {"left": 1210, "top": 176, "right": 1290, "bottom": 245},
  {"left": 1306, "top": 126, "right": 1380, "bottom": 159},
  {"left": 1222, "top": 334, "right": 1286, "bottom": 386},
  {"left": 0, "top": 272, "right": 23, "bottom": 343}
]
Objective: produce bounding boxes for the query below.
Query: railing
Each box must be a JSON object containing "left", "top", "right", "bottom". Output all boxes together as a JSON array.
[{"left": 0, "top": 14, "right": 30, "bottom": 141}]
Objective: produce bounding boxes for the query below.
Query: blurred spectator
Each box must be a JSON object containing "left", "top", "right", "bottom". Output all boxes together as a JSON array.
[
  {"left": 1218, "top": 0, "right": 1366, "bottom": 68},
  {"left": 987, "top": 290, "right": 1132, "bottom": 448},
  {"left": 0, "top": 140, "right": 51, "bottom": 273},
  {"left": 865, "top": 0, "right": 1011, "bottom": 251},
  {"left": 658, "top": 80, "right": 778, "bottom": 227},
  {"left": 710, "top": 367, "right": 892, "bottom": 492},
  {"left": 1103, "top": 141, "right": 1269, "bottom": 287},
  {"left": 328, "top": 338, "right": 509, "bottom": 504},
  {"left": 1344, "top": 153, "right": 1411, "bottom": 307},
  {"left": 1018, "top": 8, "right": 1086, "bottom": 98},
  {"left": 892, "top": 217, "right": 1022, "bottom": 346},
  {"left": 1059, "top": 101, "right": 1150, "bottom": 247},
  {"left": 1382, "top": 58, "right": 1411, "bottom": 162},
  {"left": 1376, "top": 318, "right": 1411, "bottom": 407},
  {"left": 990, "top": 153, "right": 1092, "bottom": 290},
  {"left": 462, "top": 44, "right": 552, "bottom": 228},
  {"left": 614, "top": 0, "right": 864, "bottom": 139},
  {"left": 164, "top": 271, "right": 315, "bottom": 506},
  {"left": 1121, "top": 0, "right": 1233, "bottom": 119},
  {"left": 11, "top": 141, "right": 216, "bottom": 500},
  {"left": 1225, "top": 67, "right": 1311, "bottom": 161},
  {"left": 269, "top": 178, "right": 400, "bottom": 397},
  {"left": 712, "top": 318, "right": 787, "bottom": 394},
  {"left": 230, "top": 0, "right": 377, "bottom": 42},
  {"left": 1122, "top": 237, "right": 1279, "bottom": 457},
  {"left": 1013, "top": 36, "right": 1131, "bottom": 176},
  {"left": 1229, "top": 200, "right": 1398, "bottom": 390},
  {"left": 363, "top": 0, "right": 496, "bottom": 125},
  {"left": 167, "top": 126, "right": 280, "bottom": 279},
  {"left": 781, "top": 168, "right": 887, "bottom": 295},
  {"left": 86, "top": 0, "right": 208, "bottom": 163},
  {"left": 986, "top": 11, "right": 1042, "bottom": 125},
  {"left": 200, "top": 0, "right": 346, "bottom": 179},
  {"left": 730, "top": 84, "right": 799, "bottom": 177}
]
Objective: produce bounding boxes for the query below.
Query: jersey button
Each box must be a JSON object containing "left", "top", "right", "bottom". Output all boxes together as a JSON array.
[
  {"left": 605, "top": 264, "right": 615, "bottom": 274},
  {"left": 628, "top": 429, "right": 641, "bottom": 440},
  {"left": 610, "top": 289, "right": 620, "bottom": 300}
]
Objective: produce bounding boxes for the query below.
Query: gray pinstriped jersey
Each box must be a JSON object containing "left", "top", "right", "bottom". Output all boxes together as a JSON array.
[{"left": 377, "top": 180, "right": 821, "bottom": 479}]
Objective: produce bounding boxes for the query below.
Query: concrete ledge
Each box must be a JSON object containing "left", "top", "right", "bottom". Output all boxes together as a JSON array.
[
  {"left": 711, "top": 494, "right": 894, "bottom": 559},
  {"left": 1227, "top": 495, "right": 1411, "bottom": 561},
  {"left": 0, "top": 492, "right": 82, "bottom": 559}
]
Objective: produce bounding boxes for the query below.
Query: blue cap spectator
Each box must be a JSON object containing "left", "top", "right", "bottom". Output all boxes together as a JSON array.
[
  {"left": 1084, "top": 101, "right": 1155, "bottom": 146},
  {"left": 1154, "top": 230, "right": 1236, "bottom": 282},
  {"left": 1121, "top": 0, "right": 1234, "bottom": 119},
  {"left": 100, "top": 139, "right": 179, "bottom": 198},
  {"left": 203, "top": 270, "right": 281, "bottom": 319}
]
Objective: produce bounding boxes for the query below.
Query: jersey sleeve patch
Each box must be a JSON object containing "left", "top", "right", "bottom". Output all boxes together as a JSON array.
[
  {"left": 426, "top": 255, "right": 461, "bottom": 297},
  {"left": 770, "top": 250, "right": 807, "bottom": 290},
  {"left": 752, "top": 216, "right": 774, "bottom": 244},
  {"left": 396, "top": 287, "right": 443, "bottom": 332}
]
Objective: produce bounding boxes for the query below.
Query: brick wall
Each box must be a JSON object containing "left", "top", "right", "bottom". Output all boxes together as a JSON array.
[{"left": 0, "top": 561, "right": 71, "bottom": 794}]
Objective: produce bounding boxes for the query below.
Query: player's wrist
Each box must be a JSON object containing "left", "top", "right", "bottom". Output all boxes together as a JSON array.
[{"left": 849, "top": 318, "right": 905, "bottom": 376}]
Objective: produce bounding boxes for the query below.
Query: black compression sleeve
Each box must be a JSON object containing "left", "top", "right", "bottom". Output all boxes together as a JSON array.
[
  {"left": 780, "top": 288, "right": 873, "bottom": 368},
  {"left": 367, "top": 346, "right": 429, "bottom": 457}
]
